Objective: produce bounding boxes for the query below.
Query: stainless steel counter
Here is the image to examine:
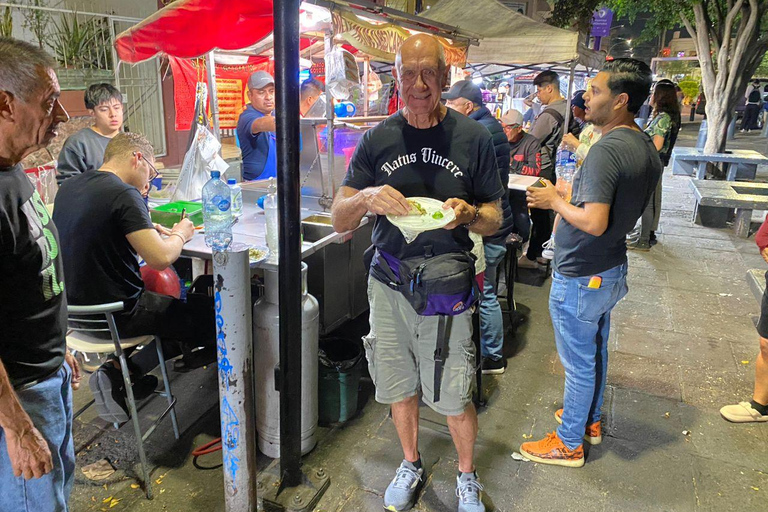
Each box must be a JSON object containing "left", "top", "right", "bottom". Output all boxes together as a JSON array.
[{"left": 180, "top": 202, "right": 367, "bottom": 270}]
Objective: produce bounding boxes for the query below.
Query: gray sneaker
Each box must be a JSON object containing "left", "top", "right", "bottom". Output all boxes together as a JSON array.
[
  {"left": 456, "top": 473, "right": 485, "bottom": 512},
  {"left": 383, "top": 460, "right": 424, "bottom": 511}
]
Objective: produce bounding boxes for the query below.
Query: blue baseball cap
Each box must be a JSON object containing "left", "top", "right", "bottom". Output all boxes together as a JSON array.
[
  {"left": 572, "top": 90, "right": 586, "bottom": 110},
  {"left": 443, "top": 80, "right": 484, "bottom": 106}
]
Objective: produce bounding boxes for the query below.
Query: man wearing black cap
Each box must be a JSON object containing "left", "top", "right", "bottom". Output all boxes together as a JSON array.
[
  {"left": 444, "top": 80, "right": 514, "bottom": 374},
  {"left": 236, "top": 71, "right": 277, "bottom": 181}
]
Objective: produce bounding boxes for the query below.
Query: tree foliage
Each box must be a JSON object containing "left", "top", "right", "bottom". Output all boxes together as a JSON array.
[{"left": 550, "top": 0, "right": 768, "bottom": 153}]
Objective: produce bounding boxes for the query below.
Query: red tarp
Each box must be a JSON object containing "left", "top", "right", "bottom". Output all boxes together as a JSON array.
[{"left": 115, "top": 0, "right": 275, "bottom": 63}]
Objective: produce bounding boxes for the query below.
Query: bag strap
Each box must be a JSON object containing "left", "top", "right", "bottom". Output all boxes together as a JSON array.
[
  {"left": 372, "top": 249, "right": 401, "bottom": 287},
  {"left": 432, "top": 315, "right": 452, "bottom": 403}
]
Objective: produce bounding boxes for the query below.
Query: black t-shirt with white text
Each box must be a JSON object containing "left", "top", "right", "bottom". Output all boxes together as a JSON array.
[
  {"left": 0, "top": 165, "right": 67, "bottom": 389},
  {"left": 53, "top": 171, "right": 154, "bottom": 308},
  {"left": 342, "top": 109, "right": 506, "bottom": 259},
  {"left": 554, "top": 128, "right": 662, "bottom": 277}
]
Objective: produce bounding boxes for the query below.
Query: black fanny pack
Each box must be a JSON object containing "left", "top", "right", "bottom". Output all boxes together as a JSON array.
[
  {"left": 369, "top": 247, "right": 479, "bottom": 317},
  {"left": 369, "top": 246, "right": 481, "bottom": 403}
]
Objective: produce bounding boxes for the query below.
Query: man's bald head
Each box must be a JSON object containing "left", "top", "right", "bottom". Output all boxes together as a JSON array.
[{"left": 395, "top": 34, "right": 446, "bottom": 73}]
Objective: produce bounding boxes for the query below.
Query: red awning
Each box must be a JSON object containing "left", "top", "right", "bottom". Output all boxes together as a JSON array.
[{"left": 115, "top": 0, "right": 275, "bottom": 64}]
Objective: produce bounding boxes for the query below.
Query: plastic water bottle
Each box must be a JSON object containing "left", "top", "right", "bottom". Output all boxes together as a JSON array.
[
  {"left": 264, "top": 178, "right": 278, "bottom": 256},
  {"left": 202, "top": 170, "right": 233, "bottom": 251},
  {"left": 227, "top": 178, "right": 243, "bottom": 218}
]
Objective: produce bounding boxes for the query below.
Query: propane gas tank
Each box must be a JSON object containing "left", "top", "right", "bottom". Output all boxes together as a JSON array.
[{"left": 253, "top": 262, "right": 319, "bottom": 458}]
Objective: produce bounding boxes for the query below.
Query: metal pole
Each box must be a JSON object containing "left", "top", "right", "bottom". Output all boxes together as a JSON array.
[
  {"left": 206, "top": 51, "right": 222, "bottom": 143},
  {"left": 563, "top": 60, "right": 576, "bottom": 132},
  {"left": 363, "top": 57, "right": 370, "bottom": 117},
  {"left": 212, "top": 248, "right": 256, "bottom": 512},
  {"left": 274, "top": 0, "right": 303, "bottom": 488},
  {"left": 324, "top": 31, "right": 336, "bottom": 197}
]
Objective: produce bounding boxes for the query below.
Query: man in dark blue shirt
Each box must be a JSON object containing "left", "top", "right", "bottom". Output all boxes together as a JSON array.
[{"left": 236, "top": 71, "right": 276, "bottom": 181}]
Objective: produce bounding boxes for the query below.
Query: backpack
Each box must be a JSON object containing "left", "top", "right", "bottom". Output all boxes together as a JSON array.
[{"left": 540, "top": 107, "right": 582, "bottom": 138}]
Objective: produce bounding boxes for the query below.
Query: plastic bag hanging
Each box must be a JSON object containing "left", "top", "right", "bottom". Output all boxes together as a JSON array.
[
  {"left": 325, "top": 47, "right": 360, "bottom": 100},
  {"left": 171, "top": 83, "right": 229, "bottom": 202}
]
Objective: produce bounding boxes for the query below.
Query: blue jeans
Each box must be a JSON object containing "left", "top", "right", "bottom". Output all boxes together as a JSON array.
[
  {"left": 549, "top": 262, "right": 628, "bottom": 450},
  {"left": 0, "top": 363, "right": 75, "bottom": 512},
  {"left": 480, "top": 243, "right": 507, "bottom": 360}
]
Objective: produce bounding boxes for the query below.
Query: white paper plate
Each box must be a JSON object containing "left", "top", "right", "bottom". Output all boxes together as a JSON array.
[{"left": 386, "top": 196, "right": 456, "bottom": 232}]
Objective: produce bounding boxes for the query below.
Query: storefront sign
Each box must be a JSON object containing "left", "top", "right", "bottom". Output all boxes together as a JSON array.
[
  {"left": 591, "top": 7, "right": 613, "bottom": 38},
  {"left": 332, "top": 12, "right": 468, "bottom": 67}
]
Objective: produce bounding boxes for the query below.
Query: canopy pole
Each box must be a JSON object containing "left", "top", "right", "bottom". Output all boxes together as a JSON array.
[
  {"left": 258, "top": 1, "right": 330, "bottom": 509},
  {"left": 205, "top": 51, "right": 221, "bottom": 144},
  {"left": 363, "top": 57, "right": 370, "bottom": 117},
  {"left": 563, "top": 60, "right": 576, "bottom": 134},
  {"left": 324, "top": 30, "right": 336, "bottom": 198}
]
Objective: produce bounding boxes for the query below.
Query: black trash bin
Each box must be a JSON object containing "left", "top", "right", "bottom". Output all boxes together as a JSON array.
[{"left": 318, "top": 337, "right": 363, "bottom": 425}]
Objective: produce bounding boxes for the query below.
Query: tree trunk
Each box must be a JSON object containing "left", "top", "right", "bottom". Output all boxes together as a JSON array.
[{"left": 703, "top": 93, "right": 736, "bottom": 154}]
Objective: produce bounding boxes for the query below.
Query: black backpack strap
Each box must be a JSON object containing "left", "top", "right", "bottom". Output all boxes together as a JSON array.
[{"left": 432, "top": 315, "right": 452, "bottom": 403}]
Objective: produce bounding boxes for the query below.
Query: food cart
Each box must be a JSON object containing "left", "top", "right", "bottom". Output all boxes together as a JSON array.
[{"left": 113, "top": 2, "right": 477, "bottom": 510}]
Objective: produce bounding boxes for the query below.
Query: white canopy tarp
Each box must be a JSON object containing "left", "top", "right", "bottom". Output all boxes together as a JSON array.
[{"left": 422, "top": 0, "right": 604, "bottom": 71}]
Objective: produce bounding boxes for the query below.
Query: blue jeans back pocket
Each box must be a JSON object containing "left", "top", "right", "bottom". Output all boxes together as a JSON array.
[{"left": 576, "top": 283, "right": 618, "bottom": 323}]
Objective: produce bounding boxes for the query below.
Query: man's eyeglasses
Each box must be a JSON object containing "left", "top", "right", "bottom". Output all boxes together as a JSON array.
[
  {"left": 133, "top": 151, "right": 159, "bottom": 184},
  {"left": 502, "top": 124, "right": 521, "bottom": 131}
]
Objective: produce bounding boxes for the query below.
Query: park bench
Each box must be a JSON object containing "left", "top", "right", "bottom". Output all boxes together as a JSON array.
[
  {"left": 671, "top": 147, "right": 768, "bottom": 181},
  {"left": 689, "top": 179, "right": 768, "bottom": 237}
]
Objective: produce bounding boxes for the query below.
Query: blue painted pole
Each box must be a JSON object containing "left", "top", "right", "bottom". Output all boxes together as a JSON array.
[{"left": 212, "top": 247, "right": 256, "bottom": 511}]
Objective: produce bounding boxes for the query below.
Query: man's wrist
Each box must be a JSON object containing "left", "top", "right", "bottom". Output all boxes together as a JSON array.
[{"left": 169, "top": 232, "right": 187, "bottom": 244}]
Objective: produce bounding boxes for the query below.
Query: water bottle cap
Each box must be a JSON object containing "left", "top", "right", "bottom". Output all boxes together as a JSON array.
[
  {"left": 227, "top": 179, "right": 236, "bottom": 185},
  {"left": 211, "top": 171, "right": 221, "bottom": 179}
]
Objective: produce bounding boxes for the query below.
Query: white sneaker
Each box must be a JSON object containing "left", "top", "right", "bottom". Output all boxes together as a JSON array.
[{"left": 541, "top": 237, "right": 555, "bottom": 260}]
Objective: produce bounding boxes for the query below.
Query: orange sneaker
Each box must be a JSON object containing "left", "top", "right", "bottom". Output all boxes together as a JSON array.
[
  {"left": 555, "top": 409, "right": 602, "bottom": 445},
  {"left": 520, "top": 431, "right": 585, "bottom": 468}
]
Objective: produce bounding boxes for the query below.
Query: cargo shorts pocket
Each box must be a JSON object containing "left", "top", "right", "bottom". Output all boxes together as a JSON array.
[{"left": 362, "top": 333, "right": 377, "bottom": 386}]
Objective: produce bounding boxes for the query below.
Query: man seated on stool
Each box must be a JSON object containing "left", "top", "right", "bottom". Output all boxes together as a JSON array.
[{"left": 53, "top": 133, "right": 215, "bottom": 423}]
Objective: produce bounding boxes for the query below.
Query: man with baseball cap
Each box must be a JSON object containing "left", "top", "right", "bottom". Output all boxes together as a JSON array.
[
  {"left": 236, "top": 70, "right": 277, "bottom": 181},
  {"left": 444, "top": 80, "right": 514, "bottom": 375},
  {"left": 501, "top": 109, "right": 542, "bottom": 244}
]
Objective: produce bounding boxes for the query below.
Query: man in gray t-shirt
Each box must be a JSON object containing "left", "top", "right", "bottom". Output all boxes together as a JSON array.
[
  {"left": 57, "top": 83, "right": 123, "bottom": 183},
  {"left": 521, "top": 59, "right": 662, "bottom": 469}
]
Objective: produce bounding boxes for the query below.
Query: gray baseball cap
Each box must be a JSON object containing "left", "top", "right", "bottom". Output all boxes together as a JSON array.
[{"left": 248, "top": 71, "right": 274, "bottom": 90}]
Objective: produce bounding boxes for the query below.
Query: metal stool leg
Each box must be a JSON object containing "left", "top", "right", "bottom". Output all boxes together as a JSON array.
[
  {"left": 117, "top": 350, "right": 153, "bottom": 499},
  {"left": 155, "top": 336, "right": 180, "bottom": 440}
]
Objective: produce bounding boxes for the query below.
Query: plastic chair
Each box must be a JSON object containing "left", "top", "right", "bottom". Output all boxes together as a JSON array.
[{"left": 66, "top": 302, "right": 179, "bottom": 499}]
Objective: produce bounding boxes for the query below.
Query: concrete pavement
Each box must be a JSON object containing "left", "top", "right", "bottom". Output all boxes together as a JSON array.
[{"left": 68, "top": 122, "right": 768, "bottom": 511}]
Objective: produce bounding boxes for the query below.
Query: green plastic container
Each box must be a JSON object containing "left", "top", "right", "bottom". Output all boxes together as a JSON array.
[
  {"left": 150, "top": 201, "right": 204, "bottom": 228},
  {"left": 318, "top": 337, "right": 363, "bottom": 425}
]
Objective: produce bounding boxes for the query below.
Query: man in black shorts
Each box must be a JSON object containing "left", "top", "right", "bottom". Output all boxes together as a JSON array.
[
  {"left": 332, "top": 34, "right": 504, "bottom": 512},
  {"left": 720, "top": 218, "right": 768, "bottom": 423}
]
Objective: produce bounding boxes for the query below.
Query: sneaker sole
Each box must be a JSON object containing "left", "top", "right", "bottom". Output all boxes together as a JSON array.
[
  {"left": 519, "top": 447, "right": 585, "bottom": 468},
  {"left": 720, "top": 412, "right": 768, "bottom": 423},
  {"left": 383, "top": 478, "right": 425, "bottom": 512},
  {"left": 89, "top": 370, "right": 129, "bottom": 424},
  {"left": 555, "top": 412, "right": 602, "bottom": 445},
  {"left": 627, "top": 245, "right": 651, "bottom": 252},
  {"left": 482, "top": 368, "right": 506, "bottom": 375}
]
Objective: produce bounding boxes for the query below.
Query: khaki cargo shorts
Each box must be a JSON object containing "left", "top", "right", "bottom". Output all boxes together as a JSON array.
[{"left": 363, "top": 277, "right": 476, "bottom": 417}]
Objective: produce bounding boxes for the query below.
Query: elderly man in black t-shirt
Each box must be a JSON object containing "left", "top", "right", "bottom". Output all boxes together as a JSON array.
[
  {"left": 0, "top": 38, "right": 79, "bottom": 511},
  {"left": 53, "top": 133, "right": 214, "bottom": 424},
  {"left": 332, "top": 34, "right": 504, "bottom": 512},
  {"left": 523, "top": 59, "right": 662, "bottom": 468}
]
